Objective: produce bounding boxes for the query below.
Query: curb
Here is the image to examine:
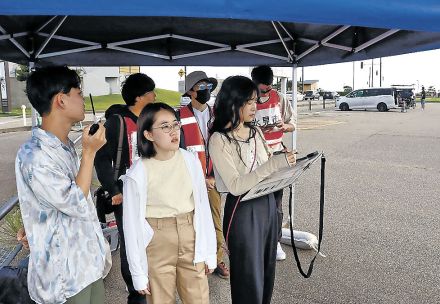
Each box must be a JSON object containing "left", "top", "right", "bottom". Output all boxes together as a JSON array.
[
  {"left": 0, "top": 126, "right": 32, "bottom": 133},
  {"left": 0, "top": 120, "right": 96, "bottom": 134}
]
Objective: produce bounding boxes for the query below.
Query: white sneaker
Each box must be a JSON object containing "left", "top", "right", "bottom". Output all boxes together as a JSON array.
[{"left": 276, "top": 242, "right": 286, "bottom": 261}]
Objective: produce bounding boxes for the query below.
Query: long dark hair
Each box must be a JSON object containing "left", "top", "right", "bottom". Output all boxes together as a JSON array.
[
  {"left": 209, "top": 75, "right": 259, "bottom": 165},
  {"left": 137, "top": 102, "right": 177, "bottom": 158}
]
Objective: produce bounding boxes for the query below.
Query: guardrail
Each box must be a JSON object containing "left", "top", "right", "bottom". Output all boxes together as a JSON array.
[
  {"left": 0, "top": 196, "right": 18, "bottom": 221},
  {"left": 0, "top": 196, "right": 22, "bottom": 268}
]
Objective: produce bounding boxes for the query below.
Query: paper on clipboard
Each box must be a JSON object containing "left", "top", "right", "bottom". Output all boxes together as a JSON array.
[{"left": 241, "top": 151, "right": 322, "bottom": 201}]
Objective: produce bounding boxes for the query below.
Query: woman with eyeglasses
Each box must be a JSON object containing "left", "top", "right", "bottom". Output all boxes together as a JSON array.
[
  {"left": 208, "top": 76, "right": 296, "bottom": 304},
  {"left": 122, "top": 102, "right": 217, "bottom": 304}
]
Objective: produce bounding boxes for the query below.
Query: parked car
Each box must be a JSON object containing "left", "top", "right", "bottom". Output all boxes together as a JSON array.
[
  {"left": 286, "top": 91, "right": 304, "bottom": 102},
  {"left": 304, "top": 90, "right": 320, "bottom": 100},
  {"left": 323, "top": 91, "right": 339, "bottom": 100},
  {"left": 335, "top": 88, "right": 397, "bottom": 112}
]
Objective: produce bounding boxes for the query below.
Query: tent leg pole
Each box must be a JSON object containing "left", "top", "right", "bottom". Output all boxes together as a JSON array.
[
  {"left": 29, "top": 62, "right": 39, "bottom": 128},
  {"left": 289, "top": 64, "right": 298, "bottom": 225}
]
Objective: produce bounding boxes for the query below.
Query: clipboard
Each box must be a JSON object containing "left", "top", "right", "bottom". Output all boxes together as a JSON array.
[{"left": 241, "top": 151, "right": 322, "bottom": 201}]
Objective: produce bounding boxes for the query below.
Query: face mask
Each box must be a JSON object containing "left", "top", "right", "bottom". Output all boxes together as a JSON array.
[
  {"left": 260, "top": 88, "right": 271, "bottom": 94},
  {"left": 196, "top": 89, "right": 211, "bottom": 104}
]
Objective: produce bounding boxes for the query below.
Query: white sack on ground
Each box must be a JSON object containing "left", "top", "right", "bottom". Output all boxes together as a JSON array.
[{"left": 280, "top": 228, "right": 326, "bottom": 257}]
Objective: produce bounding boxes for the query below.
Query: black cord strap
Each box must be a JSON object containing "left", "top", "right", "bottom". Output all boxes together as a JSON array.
[{"left": 288, "top": 154, "right": 326, "bottom": 278}]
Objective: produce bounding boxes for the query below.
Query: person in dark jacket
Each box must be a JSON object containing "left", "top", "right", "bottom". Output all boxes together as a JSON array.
[{"left": 95, "top": 73, "right": 156, "bottom": 304}]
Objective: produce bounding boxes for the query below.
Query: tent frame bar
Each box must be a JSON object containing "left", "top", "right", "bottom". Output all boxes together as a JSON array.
[
  {"left": 237, "top": 38, "right": 291, "bottom": 48},
  {"left": 173, "top": 47, "right": 231, "bottom": 59},
  {"left": 354, "top": 29, "right": 399, "bottom": 53},
  {"left": 296, "top": 25, "right": 350, "bottom": 61},
  {"left": 36, "top": 16, "right": 58, "bottom": 33},
  {"left": 107, "top": 34, "right": 172, "bottom": 46},
  {"left": 172, "top": 34, "right": 230, "bottom": 48},
  {"left": 39, "top": 45, "right": 103, "bottom": 59},
  {"left": 236, "top": 47, "right": 289, "bottom": 61},
  {"left": 0, "top": 25, "right": 30, "bottom": 58},
  {"left": 0, "top": 32, "right": 29, "bottom": 41},
  {"left": 0, "top": 17, "right": 401, "bottom": 63},
  {"left": 271, "top": 21, "right": 294, "bottom": 62},
  {"left": 107, "top": 45, "right": 169, "bottom": 59},
  {"left": 35, "top": 15, "right": 68, "bottom": 59},
  {"left": 277, "top": 22, "right": 294, "bottom": 40},
  {"left": 37, "top": 32, "right": 102, "bottom": 46}
]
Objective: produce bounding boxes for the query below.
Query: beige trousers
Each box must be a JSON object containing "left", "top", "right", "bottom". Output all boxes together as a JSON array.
[
  {"left": 146, "top": 211, "right": 209, "bottom": 304},
  {"left": 208, "top": 187, "right": 224, "bottom": 264}
]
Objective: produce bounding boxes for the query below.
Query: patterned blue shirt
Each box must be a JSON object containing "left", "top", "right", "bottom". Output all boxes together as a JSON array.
[{"left": 15, "top": 128, "right": 111, "bottom": 304}]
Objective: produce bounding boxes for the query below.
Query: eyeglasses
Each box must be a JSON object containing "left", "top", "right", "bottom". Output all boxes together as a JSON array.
[
  {"left": 194, "top": 83, "right": 213, "bottom": 91},
  {"left": 152, "top": 121, "right": 181, "bottom": 133}
]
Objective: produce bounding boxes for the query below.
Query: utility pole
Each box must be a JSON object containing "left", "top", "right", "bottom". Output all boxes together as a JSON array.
[
  {"left": 379, "top": 57, "right": 382, "bottom": 87},
  {"left": 352, "top": 61, "right": 355, "bottom": 90},
  {"left": 371, "top": 59, "right": 374, "bottom": 87},
  {"left": 301, "top": 67, "right": 304, "bottom": 93},
  {"left": 1, "top": 61, "right": 12, "bottom": 113}
]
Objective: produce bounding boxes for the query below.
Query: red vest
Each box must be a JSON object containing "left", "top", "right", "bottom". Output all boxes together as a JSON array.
[
  {"left": 123, "top": 117, "right": 138, "bottom": 166},
  {"left": 255, "top": 90, "right": 284, "bottom": 148},
  {"left": 180, "top": 105, "right": 213, "bottom": 177}
]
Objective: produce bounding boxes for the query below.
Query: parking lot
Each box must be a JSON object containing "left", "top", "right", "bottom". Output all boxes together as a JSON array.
[
  {"left": 102, "top": 104, "right": 440, "bottom": 303},
  {"left": 1, "top": 104, "right": 439, "bottom": 303}
]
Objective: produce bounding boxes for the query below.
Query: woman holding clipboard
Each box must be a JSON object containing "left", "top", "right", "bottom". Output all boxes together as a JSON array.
[{"left": 208, "top": 76, "right": 296, "bottom": 304}]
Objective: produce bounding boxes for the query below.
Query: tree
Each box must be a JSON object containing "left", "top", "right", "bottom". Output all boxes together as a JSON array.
[
  {"left": 343, "top": 85, "right": 353, "bottom": 93},
  {"left": 427, "top": 85, "right": 436, "bottom": 97},
  {"left": 15, "top": 64, "right": 29, "bottom": 82}
]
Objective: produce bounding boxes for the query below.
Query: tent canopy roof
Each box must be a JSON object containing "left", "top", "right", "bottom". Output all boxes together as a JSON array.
[{"left": 1, "top": 1, "right": 440, "bottom": 67}]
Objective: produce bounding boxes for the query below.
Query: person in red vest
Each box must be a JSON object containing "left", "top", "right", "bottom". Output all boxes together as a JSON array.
[
  {"left": 251, "top": 65, "right": 296, "bottom": 261},
  {"left": 179, "top": 71, "right": 230, "bottom": 279}
]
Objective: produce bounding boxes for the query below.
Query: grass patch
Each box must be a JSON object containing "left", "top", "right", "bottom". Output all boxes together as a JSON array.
[
  {"left": 84, "top": 88, "right": 181, "bottom": 112},
  {"left": 425, "top": 97, "right": 440, "bottom": 102},
  {"left": 0, "top": 207, "right": 23, "bottom": 246},
  {"left": 0, "top": 88, "right": 181, "bottom": 117},
  {"left": 0, "top": 108, "right": 32, "bottom": 117}
]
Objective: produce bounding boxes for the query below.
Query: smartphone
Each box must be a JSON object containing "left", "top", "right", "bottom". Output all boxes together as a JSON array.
[{"left": 88, "top": 93, "right": 99, "bottom": 135}]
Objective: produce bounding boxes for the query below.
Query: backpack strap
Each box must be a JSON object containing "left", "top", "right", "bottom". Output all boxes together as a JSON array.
[{"left": 113, "top": 115, "right": 125, "bottom": 181}]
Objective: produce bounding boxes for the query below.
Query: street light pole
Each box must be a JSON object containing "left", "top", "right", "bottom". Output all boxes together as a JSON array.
[
  {"left": 352, "top": 61, "right": 355, "bottom": 90},
  {"left": 379, "top": 57, "right": 382, "bottom": 87}
]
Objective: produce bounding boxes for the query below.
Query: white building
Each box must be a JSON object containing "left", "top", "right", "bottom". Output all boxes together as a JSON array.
[{"left": 80, "top": 67, "right": 121, "bottom": 96}]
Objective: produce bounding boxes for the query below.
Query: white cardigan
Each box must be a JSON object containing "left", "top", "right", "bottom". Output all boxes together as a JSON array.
[{"left": 121, "top": 148, "right": 217, "bottom": 291}]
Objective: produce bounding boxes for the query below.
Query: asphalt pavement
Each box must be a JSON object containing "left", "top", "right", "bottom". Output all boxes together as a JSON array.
[{"left": 1, "top": 104, "right": 439, "bottom": 303}]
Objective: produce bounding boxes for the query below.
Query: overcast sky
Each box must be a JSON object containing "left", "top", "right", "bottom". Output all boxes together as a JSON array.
[{"left": 141, "top": 48, "right": 440, "bottom": 93}]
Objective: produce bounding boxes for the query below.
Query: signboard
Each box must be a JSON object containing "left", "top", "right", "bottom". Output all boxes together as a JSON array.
[{"left": 119, "top": 66, "right": 140, "bottom": 74}]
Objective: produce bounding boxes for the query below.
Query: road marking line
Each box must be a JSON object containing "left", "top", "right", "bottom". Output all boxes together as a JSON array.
[{"left": 298, "top": 121, "right": 345, "bottom": 130}]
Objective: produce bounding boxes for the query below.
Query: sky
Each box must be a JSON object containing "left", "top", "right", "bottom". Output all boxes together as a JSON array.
[{"left": 141, "top": 48, "right": 440, "bottom": 93}]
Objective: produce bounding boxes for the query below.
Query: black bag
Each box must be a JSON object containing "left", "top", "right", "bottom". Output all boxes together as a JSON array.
[
  {"left": 94, "top": 114, "right": 125, "bottom": 222},
  {"left": 0, "top": 266, "right": 35, "bottom": 304}
]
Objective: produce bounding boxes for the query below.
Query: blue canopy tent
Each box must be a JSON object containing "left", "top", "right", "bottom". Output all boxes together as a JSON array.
[
  {"left": 1, "top": 0, "right": 440, "bottom": 291},
  {"left": 1, "top": 0, "right": 440, "bottom": 67}
]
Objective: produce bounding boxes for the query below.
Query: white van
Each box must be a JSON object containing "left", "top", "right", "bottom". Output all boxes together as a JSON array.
[{"left": 336, "top": 88, "right": 396, "bottom": 112}]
